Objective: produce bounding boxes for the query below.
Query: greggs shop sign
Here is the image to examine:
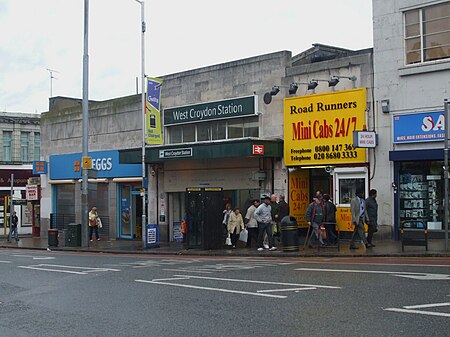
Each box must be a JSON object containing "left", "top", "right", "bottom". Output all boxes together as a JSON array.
[{"left": 284, "top": 88, "right": 367, "bottom": 166}]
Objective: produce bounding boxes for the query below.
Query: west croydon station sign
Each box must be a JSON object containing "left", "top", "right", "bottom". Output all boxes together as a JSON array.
[{"left": 163, "top": 95, "right": 258, "bottom": 126}]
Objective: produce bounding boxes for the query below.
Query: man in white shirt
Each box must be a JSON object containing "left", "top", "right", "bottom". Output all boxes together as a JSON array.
[
  {"left": 244, "top": 199, "right": 260, "bottom": 248},
  {"left": 255, "top": 196, "right": 277, "bottom": 251}
]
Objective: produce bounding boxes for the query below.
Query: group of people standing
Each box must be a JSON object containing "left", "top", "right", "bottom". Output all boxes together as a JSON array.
[
  {"left": 305, "top": 189, "right": 378, "bottom": 249},
  {"left": 223, "top": 194, "right": 289, "bottom": 251}
]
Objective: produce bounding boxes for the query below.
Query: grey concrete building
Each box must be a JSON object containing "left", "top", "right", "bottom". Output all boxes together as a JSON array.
[
  {"left": 373, "top": 0, "right": 450, "bottom": 238},
  {"left": 41, "top": 44, "right": 377, "bottom": 246}
]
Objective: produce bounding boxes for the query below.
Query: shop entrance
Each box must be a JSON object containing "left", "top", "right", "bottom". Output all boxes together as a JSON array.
[
  {"left": 118, "top": 184, "right": 143, "bottom": 239},
  {"left": 185, "top": 187, "right": 223, "bottom": 250}
]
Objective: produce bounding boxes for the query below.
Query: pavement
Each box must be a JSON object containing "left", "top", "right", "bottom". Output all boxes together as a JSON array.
[{"left": 1, "top": 234, "right": 449, "bottom": 257}]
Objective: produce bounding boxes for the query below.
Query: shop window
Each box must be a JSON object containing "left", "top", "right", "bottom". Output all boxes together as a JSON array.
[
  {"left": 212, "top": 121, "right": 226, "bottom": 140},
  {"left": 404, "top": 2, "right": 450, "bottom": 64},
  {"left": 20, "top": 132, "right": 30, "bottom": 162},
  {"left": 197, "top": 122, "right": 212, "bottom": 141},
  {"left": 338, "top": 178, "right": 365, "bottom": 205},
  {"left": 55, "top": 184, "right": 76, "bottom": 216},
  {"left": 34, "top": 132, "right": 40, "bottom": 160},
  {"left": 228, "top": 119, "right": 244, "bottom": 139},
  {"left": 244, "top": 119, "right": 259, "bottom": 137},
  {"left": 2, "top": 131, "right": 12, "bottom": 161},
  {"left": 398, "top": 161, "right": 443, "bottom": 230},
  {"left": 182, "top": 124, "right": 195, "bottom": 142},
  {"left": 169, "top": 126, "right": 182, "bottom": 144}
]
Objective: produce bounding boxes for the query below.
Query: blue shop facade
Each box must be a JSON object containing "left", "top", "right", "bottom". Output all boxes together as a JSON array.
[{"left": 49, "top": 150, "right": 143, "bottom": 240}]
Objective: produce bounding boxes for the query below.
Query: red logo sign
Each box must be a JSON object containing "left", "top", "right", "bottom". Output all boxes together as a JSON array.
[{"left": 252, "top": 145, "right": 264, "bottom": 155}]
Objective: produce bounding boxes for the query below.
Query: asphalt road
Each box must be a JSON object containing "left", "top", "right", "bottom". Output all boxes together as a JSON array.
[{"left": 0, "top": 249, "right": 449, "bottom": 337}]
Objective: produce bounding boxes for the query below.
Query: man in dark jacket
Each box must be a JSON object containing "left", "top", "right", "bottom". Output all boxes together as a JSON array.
[
  {"left": 305, "top": 198, "right": 325, "bottom": 247},
  {"left": 7, "top": 211, "right": 19, "bottom": 242},
  {"left": 365, "top": 189, "right": 378, "bottom": 247},
  {"left": 278, "top": 194, "right": 290, "bottom": 222},
  {"left": 322, "top": 194, "right": 338, "bottom": 245}
]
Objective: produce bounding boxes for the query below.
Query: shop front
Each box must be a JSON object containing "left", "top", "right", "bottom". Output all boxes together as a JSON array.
[
  {"left": 390, "top": 111, "right": 446, "bottom": 239},
  {"left": 48, "top": 150, "right": 142, "bottom": 239},
  {"left": 284, "top": 88, "right": 371, "bottom": 233}
]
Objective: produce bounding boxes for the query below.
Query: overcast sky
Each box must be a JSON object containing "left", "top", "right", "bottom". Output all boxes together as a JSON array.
[{"left": 0, "top": 0, "right": 373, "bottom": 113}]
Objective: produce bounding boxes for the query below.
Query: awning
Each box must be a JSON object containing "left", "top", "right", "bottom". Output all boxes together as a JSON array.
[{"left": 119, "top": 138, "right": 283, "bottom": 164}]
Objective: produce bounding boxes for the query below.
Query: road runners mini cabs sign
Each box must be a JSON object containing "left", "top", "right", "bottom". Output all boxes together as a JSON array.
[{"left": 284, "top": 88, "right": 367, "bottom": 166}]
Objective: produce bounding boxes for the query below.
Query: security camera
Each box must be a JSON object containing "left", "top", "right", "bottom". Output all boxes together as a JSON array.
[
  {"left": 151, "top": 170, "right": 156, "bottom": 177},
  {"left": 325, "top": 166, "right": 332, "bottom": 173}
]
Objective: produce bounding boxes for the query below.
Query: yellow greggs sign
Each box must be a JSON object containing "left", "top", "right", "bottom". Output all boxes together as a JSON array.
[{"left": 284, "top": 88, "right": 367, "bottom": 166}]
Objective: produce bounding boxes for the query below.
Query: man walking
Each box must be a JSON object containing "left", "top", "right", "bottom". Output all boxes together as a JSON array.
[
  {"left": 365, "top": 189, "right": 378, "bottom": 247},
  {"left": 244, "top": 199, "right": 259, "bottom": 248},
  {"left": 350, "top": 189, "right": 370, "bottom": 249},
  {"left": 7, "top": 211, "right": 19, "bottom": 242},
  {"left": 305, "top": 197, "right": 325, "bottom": 247},
  {"left": 255, "top": 196, "right": 277, "bottom": 251}
]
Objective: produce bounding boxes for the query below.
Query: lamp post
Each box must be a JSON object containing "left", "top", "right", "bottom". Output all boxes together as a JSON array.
[
  {"left": 81, "top": 0, "right": 90, "bottom": 247},
  {"left": 135, "top": 0, "right": 147, "bottom": 248}
]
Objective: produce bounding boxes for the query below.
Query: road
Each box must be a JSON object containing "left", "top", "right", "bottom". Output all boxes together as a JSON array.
[{"left": 0, "top": 249, "right": 449, "bottom": 337}]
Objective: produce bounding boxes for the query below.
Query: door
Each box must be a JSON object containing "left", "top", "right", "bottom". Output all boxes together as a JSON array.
[{"left": 119, "top": 185, "right": 133, "bottom": 239}]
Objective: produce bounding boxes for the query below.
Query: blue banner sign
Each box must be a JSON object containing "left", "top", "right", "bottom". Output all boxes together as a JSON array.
[
  {"left": 50, "top": 150, "right": 141, "bottom": 180},
  {"left": 393, "top": 111, "right": 444, "bottom": 143}
]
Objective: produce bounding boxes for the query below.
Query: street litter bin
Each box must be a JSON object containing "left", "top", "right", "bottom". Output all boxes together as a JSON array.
[
  {"left": 280, "top": 216, "right": 299, "bottom": 252},
  {"left": 48, "top": 228, "right": 59, "bottom": 247},
  {"left": 145, "top": 224, "right": 160, "bottom": 248}
]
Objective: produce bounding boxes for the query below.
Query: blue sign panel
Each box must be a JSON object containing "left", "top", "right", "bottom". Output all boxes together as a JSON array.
[
  {"left": 393, "top": 111, "right": 445, "bottom": 143},
  {"left": 33, "top": 161, "right": 48, "bottom": 174},
  {"left": 50, "top": 150, "right": 141, "bottom": 180}
]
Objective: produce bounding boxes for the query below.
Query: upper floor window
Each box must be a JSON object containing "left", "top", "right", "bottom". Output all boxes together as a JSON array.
[
  {"left": 405, "top": 2, "right": 450, "bottom": 64},
  {"left": 2, "top": 131, "right": 12, "bottom": 161},
  {"left": 34, "top": 132, "right": 41, "bottom": 160},
  {"left": 21, "top": 132, "right": 30, "bottom": 162},
  {"left": 167, "top": 117, "right": 259, "bottom": 144}
]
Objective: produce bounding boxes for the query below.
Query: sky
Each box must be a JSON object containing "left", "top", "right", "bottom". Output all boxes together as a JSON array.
[{"left": 0, "top": 0, "right": 373, "bottom": 113}]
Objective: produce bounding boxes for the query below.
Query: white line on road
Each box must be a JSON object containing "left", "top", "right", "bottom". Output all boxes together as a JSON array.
[
  {"left": 162, "top": 269, "right": 213, "bottom": 274},
  {"left": 295, "top": 268, "right": 450, "bottom": 280},
  {"left": 135, "top": 279, "right": 287, "bottom": 299},
  {"left": 295, "top": 260, "right": 450, "bottom": 268},
  {"left": 384, "top": 307, "right": 450, "bottom": 318},
  {"left": 18, "top": 266, "right": 88, "bottom": 274},
  {"left": 0, "top": 261, "right": 12, "bottom": 263},
  {"left": 17, "top": 264, "right": 120, "bottom": 274},
  {"left": 257, "top": 287, "right": 317, "bottom": 293},
  {"left": 12, "top": 255, "right": 55, "bottom": 260},
  {"left": 403, "top": 302, "right": 450, "bottom": 309},
  {"left": 173, "top": 274, "right": 341, "bottom": 289},
  {"left": 151, "top": 277, "right": 191, "bottom": 282}
]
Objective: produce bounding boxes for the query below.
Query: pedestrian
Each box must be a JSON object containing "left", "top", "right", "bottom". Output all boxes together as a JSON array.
[
  {"left": 305, "top": 197, "right": 325, "bottom": 248},
  {"left": 7, "top": 211, "right": 19, "bottom": 242},
  {"left": 365, "top": 189, "right": 378, "bottom": 247},
  {"left": 88, "top": 206, "right": 100, "bottom": 241},
  {"left": 244, "top": 199, "right": 260, "bottom": 248},
  {"left": 255, "top": 196, "right": 277, "bottom": 251},
  {"left": 350, "top": 189, "right": 370, "bottom": 249},
  {"left": 278, "top": 194, "right": 290, "bottom": 222},
  {"left": 227, "top": 207, "right": 245, "bottom": 248},
  {"left": 322, "top": 193, "right": 338, "bottom": 245},
  {"left": 270, "top": 194, "right": 281, "bottom": 241}
]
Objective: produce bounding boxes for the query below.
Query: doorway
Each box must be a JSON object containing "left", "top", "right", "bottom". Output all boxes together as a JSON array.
[{"left": 118, "top": 184, "right": 143, "bottom": 239}]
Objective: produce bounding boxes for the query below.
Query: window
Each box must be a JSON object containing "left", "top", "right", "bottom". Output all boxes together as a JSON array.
[
  {"left": 405, "top": 2, "right": 450, "bottom": 64},
  {"left": 167, "top": 117, "right": 258, "bottom": 144},
  {"left": 20, "top": 132, "right": 30, "bottom": 162},
  {"left": 2, "top": 131, "right": 12, "bottom": 161},
  {"left": 34, "top": 132, "right": 40, "bottom": 160}
]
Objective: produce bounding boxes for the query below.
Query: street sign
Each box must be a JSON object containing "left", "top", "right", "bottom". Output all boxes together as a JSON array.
[{"left": 82, "top": 156, "right": 92, "bottom": 169}]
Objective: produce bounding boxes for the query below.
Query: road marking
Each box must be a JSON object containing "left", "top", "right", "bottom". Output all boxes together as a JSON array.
[
  {"left": 151, "top": 277, "right": 190, "bottom": 282},
  {"left": 135, "top": 279, "right": 287, "bottom": 299},
  {"left": 12, "top": 255, "right": 55, "bottom": 260},
  {"left": 257, "top": 287, "right": 317, "bottom": 293},
  {"left": 295, "top": 260, "right": 450, "bottom": 268},
  {"left": 385, "top": 307, "right": 450, "bottom": 318},
  {"left": 18, "top": 264, "right": 120, "bottom": 274},
  {"left": 163, "top": 268, "right": 214, "bottom": 274},
  {"left": 295, "top": 268, "right": 450, "bottom": 280},
  {"left": 173, "top": 274, "right": 341, "bottom": 289},
  {"left": 0, "top": 261, "right": 12, "bottom": 263},
  {"left": 403, "top": 302, "right": 450, "bottom": 309}
]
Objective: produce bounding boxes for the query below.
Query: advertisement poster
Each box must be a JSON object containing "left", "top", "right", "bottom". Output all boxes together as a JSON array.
[
  {"left": 146, "top": 77, "right": 163, "bottom": 145},
  {"left": 284, "top": 88, "right": 367, "bottom": 166},
  {"left": 289, "top": 169, "right": 310, "bottom": 228}
]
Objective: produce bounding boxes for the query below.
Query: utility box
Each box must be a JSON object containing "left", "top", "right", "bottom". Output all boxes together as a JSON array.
[{"left": 65, "top": 223, "right": 81, "bottom": 247}]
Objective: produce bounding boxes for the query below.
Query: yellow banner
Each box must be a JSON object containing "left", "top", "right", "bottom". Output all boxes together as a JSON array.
[
  {"left": 283, "top": 88, "right": 367, "bottom": 166},
  {"left": 146, "top": 77, "right": 163, "bottom": 145},
  {"left": 289, "top": 169, "right": 310, "bottom": 228},
  {"left": 336, "top": 206, "right": 368, "bottom": 232}
]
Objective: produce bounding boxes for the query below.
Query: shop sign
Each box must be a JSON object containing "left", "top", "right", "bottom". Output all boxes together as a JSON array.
[
  {"left": 353, "top": 131, "right": 377, "bottom": 148},
  {"left": 289, "top": 169, "right": 310, "bottom": 228},
  {"left": 159, "top": 148, "right": 192, "bottom": 159},
  {"left": 32, "top": 161, "right": 47, "bottom": 174},
  {"left": 252, "top": 145, "right": 264, "bottom": 155},
  {"left": 283, "top": 88, "right": 367, "bottom": 166},
  {"left": 50, "top": 150, "right": 141, "bottom": 180},
  {"left": 164, "top": 95, "right": 257, "bottom": 126},
  {"left": 26, "top": 185, "right": 38, "bottom": 200},
  {"left": 393, "top": 111, "right": 444, "bottom": 143},
  {"left": 0, "top": 169, "right": 35, "bottom": 187},
  {"left": 146, "top": 77, "right": 163, "bottom": 145}
]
